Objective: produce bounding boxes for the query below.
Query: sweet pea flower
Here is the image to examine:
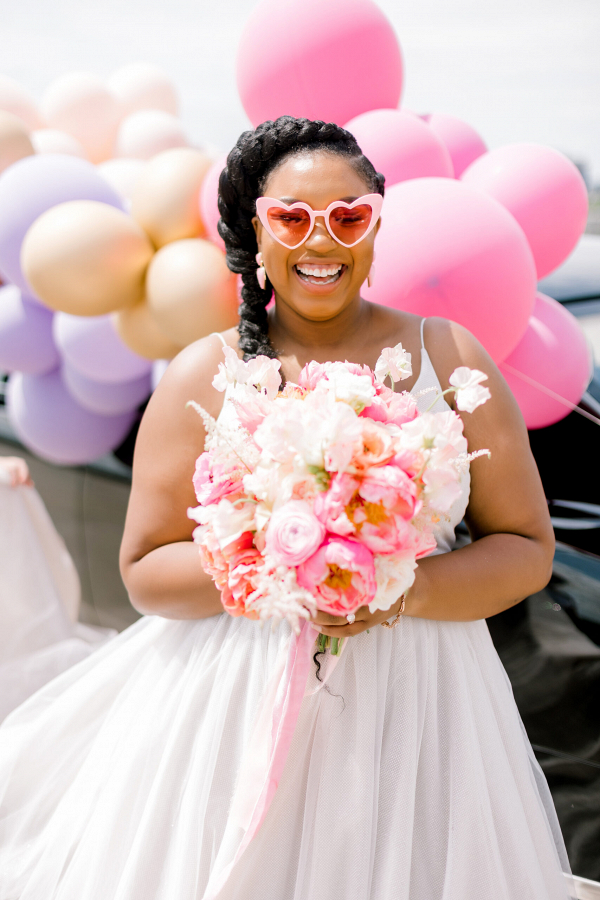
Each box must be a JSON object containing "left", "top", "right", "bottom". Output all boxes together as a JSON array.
[
  {"left": 374, "top": 344, "right": 412, "bottom": 385},
  {"left": 265, "top": 500, "right": 326, "bottom": 566},
  {"left": 422, "top": 466, "right": 462, "bottom": 513},
  {"left": 212, "top": 346, "right": 281, "bottom": 399},
  {"left": 298, "top": 536, "right": 376, "bottom": 616},
  {"left": 449, "top": 367, "right": 491, "bottom": 414}
]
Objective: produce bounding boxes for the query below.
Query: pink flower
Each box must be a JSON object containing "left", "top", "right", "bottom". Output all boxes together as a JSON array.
[
  {"left": 362, "top": 386, "right": 418, "bottom": 427},
  {"left": 297, "top": 536, "right": 376, "bottom": 616},
  {"left": 298, "top": 360, "right": 330, "bottom": 390},
  {"left": 347, "top": 419, "right": 395, "bottom": 473},
  {"left": 197, "top": 530, "right": 229, "bottom": 590},
  {"left": 192, "top": 453, "right": 242, "bottom": 506},
  {"left": 222, "top": 546, "right": 262, "bottom": 619},
  {"left": 314, "top": 473, "right": 358, "bottom": 536},
  {"left": 231, "top": 389, "right": 271, "bottom": 434},
  {"left": 358, "top": 465, "right": 417, "bottom": 517},
  {"left": 265, "top": 500, "right": 326, "bottom": 566}
]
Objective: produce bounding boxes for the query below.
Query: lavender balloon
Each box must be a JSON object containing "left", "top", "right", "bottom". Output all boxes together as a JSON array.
[
  {"left": 7, "top": 369, "right": 135, "bottom": 465},
  {"left": 0, "top": 154, "right": 123, "bottom": 293},
  {"left": 62, "top": 361, "right": 151, "bottom": 416},
  {"left": 0, "top": 284, "right": 60, "bottom": 374},
  {"left": 53, "top": 312, "right": 152, "bottom": 384}
]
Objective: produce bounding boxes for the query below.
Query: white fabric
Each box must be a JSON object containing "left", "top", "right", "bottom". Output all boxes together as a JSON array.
[{"left": 0, "top": 335, "right": 575, "bottom": 899}]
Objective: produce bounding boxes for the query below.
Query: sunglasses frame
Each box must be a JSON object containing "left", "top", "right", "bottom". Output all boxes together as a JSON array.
[{"left": 255, "top": 193, "right": 383, "bottom": 249}]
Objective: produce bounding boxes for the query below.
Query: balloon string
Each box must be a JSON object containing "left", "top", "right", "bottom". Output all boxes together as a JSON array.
[{"left": 502, "top": 363, "right": 600, "bottom": 428}]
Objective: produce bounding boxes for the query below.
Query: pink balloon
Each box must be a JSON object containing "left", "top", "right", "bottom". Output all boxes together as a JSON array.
[
  {"left": 344, "top": 109, "right": 453, "bottom": 186},
  {"left": 363, "top": 178, "right": 536, "bottom": 362},
  {"left": 499, "top": 293, "right": 591, "bottom": 430},
  {"left": 7, "top": 369, "right": 135, "bottom": 465},
  {"left": 62, "top": 361, "right": 151, "bottom": 416},
  {"left": 461, "top": 143, "right": 588, "bottom": 279},
  {"left": 53, "top": 313, "right": 152, "bottom": 384},
  {"left": 0, "top": 285, "right": 59, "bottom": 374},
  {"left": 237, "top": 0, "right": 403, "bottom": 127},
  {"left": 199, "top": 155, "right": 226, "bottom": 250},
  {"left": 422, "top": 113, "right": 487, "bottom": 178}
]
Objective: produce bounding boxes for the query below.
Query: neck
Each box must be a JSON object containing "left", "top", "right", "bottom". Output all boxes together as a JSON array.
[{"left": 269, "top": 293, "right": 372, "bottom": 360}]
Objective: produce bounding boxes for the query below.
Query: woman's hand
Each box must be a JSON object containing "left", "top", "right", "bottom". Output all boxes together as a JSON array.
[
  {"left": 310, "top": 593, "right": 405, "bottom": 638},
  {"left": 0, "top": 456, "right": 33, "bottom": 487}
]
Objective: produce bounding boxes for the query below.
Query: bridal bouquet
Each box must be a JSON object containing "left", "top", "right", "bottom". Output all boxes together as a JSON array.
[{"left": 188, "top": 345, "right": 490, "bottom": 649}]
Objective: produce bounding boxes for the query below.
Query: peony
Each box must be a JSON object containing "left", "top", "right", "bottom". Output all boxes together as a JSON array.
[
  {"left": 314, "top": 362, "right": 376, "bottom": 413},
  {"left": 374, "top": 344, "right": 412, "bottom": 385},
  {"left": 449, "top": 367, "right": 491, "bottom": 414},
  {"left": 211, "top": 499, "right": 256, "bottom": 551},
  {"left": 347, "top": 419, "right": 395, "bottom": 473},
  {"left": 362, "top": 385, "right": 418, "bottom": 428},
  {"left": 369, "top": 551, "right": 418, "bottom": 613},
  {"left": 192, "top": 453, "right": 242, "bottom": 506},
  {"left": 297, "top": 536, "right": 376, "bottom": 616},
  {"left": 222, "top": 546, "right": 263, "bottom": 618},
  {"left": 359, "top": 465, "right": 417, "bottom": 517},
  {"left": 314, "top": 473, "right": 358, "bottom": 537},
  {"left": 265, "top": 500, "right": 326, "bottom": 567},
  {"left": 298, "top": 360, "right": 330, "bottom": 390}
]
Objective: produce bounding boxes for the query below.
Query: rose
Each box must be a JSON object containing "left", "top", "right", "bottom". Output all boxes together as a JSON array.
[
  {"left": 265, "top": 500, "right": 326, "bottom": 566},
  {"left": 297, "top": 536, "right": 376, "bottom": 616}
]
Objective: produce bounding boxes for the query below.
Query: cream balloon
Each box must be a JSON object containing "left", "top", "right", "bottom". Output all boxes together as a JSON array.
[
  {"left": 146, "top": 239, "right": 238, "bottom": 346},
  {"left": 97, "top": 158, "right": 146, "bottom": 205},
  {"left": 131, "top": 147, "right": 212, "bottom": 248},
  {"left": 107, "top": 63, "right": 179, "bottom": 117},
  {"left": 0, "top": 111, "right": 34, "bottom": 174},
  {"left": 31, "top": 128, "right": 86, "bottom": 158},
  {"left": 113, "top": 299, "right": 183, "bottom": 360},
  {"left": 21, "top": 200, "right": 154, "bottom": 316},
  {"left": 41, "top": 72, "right": 122, "bottom": 163},
  {"left": 0, "top": 74, "right": 42, "bottom": 130},
  {"left": 115, "top": 110, "right": 189, "bottom": 160}
]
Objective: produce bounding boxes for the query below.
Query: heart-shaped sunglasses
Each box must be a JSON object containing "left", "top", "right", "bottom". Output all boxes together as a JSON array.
[{"left": 255, "top": 194, "right": 383, "bottom": 250}]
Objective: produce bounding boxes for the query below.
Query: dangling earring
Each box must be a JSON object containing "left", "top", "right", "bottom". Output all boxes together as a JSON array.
[
  {"left": 255, "top": 252, "right": 266, "bottom": 290},
  {"left": 367, "top": 250, "right": 376, "bottom": 288}
]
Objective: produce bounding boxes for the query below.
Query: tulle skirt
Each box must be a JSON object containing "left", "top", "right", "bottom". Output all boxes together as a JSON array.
[{"left": 0, "top": 611, "right": 574, "bottom": 899}]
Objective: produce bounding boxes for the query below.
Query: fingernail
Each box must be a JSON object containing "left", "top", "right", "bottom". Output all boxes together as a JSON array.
[{"left": 309, "top": 623, "right": 322, "bottom": 632}]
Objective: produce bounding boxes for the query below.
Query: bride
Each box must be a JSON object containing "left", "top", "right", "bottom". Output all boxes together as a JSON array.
[{"left": 0, "top": 116, "right": 574, "bottom": 899}]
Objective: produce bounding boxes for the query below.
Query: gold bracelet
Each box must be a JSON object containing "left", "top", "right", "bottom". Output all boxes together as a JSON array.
[{"left": 381, "top": 595, "right": 406, "bottom": 629}]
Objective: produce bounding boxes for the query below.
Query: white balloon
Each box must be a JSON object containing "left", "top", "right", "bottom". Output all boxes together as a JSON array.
[
  {"left": 115, "top": 109, "right": 189, "bottom": 160},
  {"left": 41, "top": 72, "right": 122, "bottom": 164},
  {"left": 0, "top": 74, "right": 42, "bottom": 130},
  {"left": 107, "top": 63, "right": 178, "bottom": 117},
  {"left": 31, "top": 129, "right": 86, "bottom": 158},
  {"left": 97, "top": 158, "right": 146, "bottom": 206}
]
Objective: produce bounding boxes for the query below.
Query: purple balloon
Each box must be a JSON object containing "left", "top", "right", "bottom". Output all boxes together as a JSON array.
[
  {"left": 7, "top": 370, "right": 135, "bottom": 466},
  {"left": 0, "top": 284, "right": 60, "bottom": 374},
  {"left": 53, "top": 312, "right": 152, "bottom": 384},
  {"left": 62, "top": 361, "right": 151, "bottom": 416},
  {"left": 0, "top": 154, "right": 123, "bottom": 293}
]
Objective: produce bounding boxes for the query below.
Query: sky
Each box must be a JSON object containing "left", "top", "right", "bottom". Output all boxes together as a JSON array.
[{"left": 2, "top": 0, "right": 599, "bottom": 183}]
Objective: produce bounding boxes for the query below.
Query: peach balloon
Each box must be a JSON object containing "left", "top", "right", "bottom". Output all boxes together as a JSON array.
[
  {"left": 131, "top": 147, "right": 212, "bottom": 248},
  {"left": 41, "top": 72, "right": 121, "bottom": 163},
  {"left": 31, "top": 128, "right": 86, "bottom": 158},
  {"left": 199, "top": 154, "right": 226, "bottom": 250},
  {"left": 113, "top": 299, "right": 183, "bottom": 360},
  {"left": 107, "top": 63, "right": 179, "bottom": 117},
  {"left": 21, "top": 200, "right": 154, "bottom": 316},
  {"left": 0, "top": 74, "right": 42, "bottom": 130},
  {"left": 97, "top": 158, "right": 146, "bottom": 206},
  {"left": 115, "top": 110, "right": 189, "bottom": 161},
  {"left": 422, "top": 113, "right": 487, "bottom": 178},
  {"left": 0, "top": 111, "right": 34, "bottom": 175},
  {"left": 146, "top": 239, "right": 238, "bottom": 346}
]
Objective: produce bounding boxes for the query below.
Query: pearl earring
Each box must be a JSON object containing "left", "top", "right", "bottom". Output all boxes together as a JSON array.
[{"left": 255, "top": 252, "right": 266, "bottom": 290}]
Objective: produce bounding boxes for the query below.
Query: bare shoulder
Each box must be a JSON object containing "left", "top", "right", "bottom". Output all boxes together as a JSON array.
[{"left": 421, "top": 317, "right": 498, "bottom": 391}]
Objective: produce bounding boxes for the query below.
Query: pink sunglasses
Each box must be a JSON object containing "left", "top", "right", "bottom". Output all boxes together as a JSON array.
[{"left": 255, "top": 194, "right": 383, "bottom": 250}]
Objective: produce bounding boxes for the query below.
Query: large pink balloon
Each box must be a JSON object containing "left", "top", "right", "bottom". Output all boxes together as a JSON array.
[
  {"left": 53, "top": 313, "right": 152, "bottom": 384},
  {"left": 344, "top": 109, "right": 453, "bottom": 186},
  {"left": 0, "top": 285, "right": 59, "bottom": 374},
  {"left": 363, "top": 178, "right": 537, "bottom": 362},
  {"left": 199, "top": 155, "right": 226, "bottom": 250},
  {"left": 461, "top": 144, "right": 588, "bottom": 279},
  {"left": 499, "top": 293, "right": 592, "bottom": 430},
  {"left": 237, "top": 0, "right": 403, "bottom": 127},
  {"left": 422, "top": 113, "right": 487, "bottom": 178},
  {"left": 7, "top": 370, "right": 135, "bottom": 465}
]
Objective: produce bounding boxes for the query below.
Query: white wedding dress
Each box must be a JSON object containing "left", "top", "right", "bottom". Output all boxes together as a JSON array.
[{"left": 0, "top": 325, "right": 575, "bottom": 900}]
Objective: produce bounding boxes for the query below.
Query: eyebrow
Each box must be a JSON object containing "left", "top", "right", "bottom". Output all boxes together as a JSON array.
[{"left": 277, "top": 196, "right": 360, "bottom": 205}]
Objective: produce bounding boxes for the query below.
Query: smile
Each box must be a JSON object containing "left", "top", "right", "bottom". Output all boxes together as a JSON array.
[{"left": 294, "top": 263, "right": 345, "bottom": 285}]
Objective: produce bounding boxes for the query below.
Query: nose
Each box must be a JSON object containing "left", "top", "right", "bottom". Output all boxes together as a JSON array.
[{"left": 304, "top": 215, "right": 336, "bottom": 250}]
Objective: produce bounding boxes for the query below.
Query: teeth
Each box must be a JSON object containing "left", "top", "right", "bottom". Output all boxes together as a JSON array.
[{"left": 296, "top": 264, "right": 342, "bottom": 277}]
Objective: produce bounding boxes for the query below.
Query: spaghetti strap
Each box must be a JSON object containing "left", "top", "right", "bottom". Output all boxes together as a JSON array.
[
  {"left": 420, "top": 317, "right": 427, "bottom": 348},
  {"left": 210, "top": 332, "right": 227, "bottom": 347}
]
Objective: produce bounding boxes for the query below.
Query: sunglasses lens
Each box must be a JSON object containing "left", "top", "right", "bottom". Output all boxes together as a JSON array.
[
  {"left": 266, "top": 206, "right": 312, "bottom": 247},
  {"left": 329, "top": 204, "right": 373, "bottom": 245}
]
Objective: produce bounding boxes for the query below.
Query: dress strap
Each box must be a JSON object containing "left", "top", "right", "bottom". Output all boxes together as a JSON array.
[
  {"left": 210, "top": 332, "right": 227, "bottom": 347},
  {"left": 420, "top": 317, "right": 427, "bottom": 349}
]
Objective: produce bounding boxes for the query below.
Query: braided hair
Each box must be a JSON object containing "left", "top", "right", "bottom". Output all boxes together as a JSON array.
[{"left": 217, "top": 116, "right": 385, "bottom": 362}]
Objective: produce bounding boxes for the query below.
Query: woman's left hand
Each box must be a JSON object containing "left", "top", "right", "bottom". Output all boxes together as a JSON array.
[{"left": 310, "top": 593, "right": 404, "bottom": 638}]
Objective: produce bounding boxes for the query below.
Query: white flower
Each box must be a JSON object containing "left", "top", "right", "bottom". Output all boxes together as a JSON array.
[
  {"left": 399, "top": 410, "right": 467, "bottom": 459},
  {"left": 422, "top": 466, "right": 462, "bottom": 512},
  {"left": 247, "top": 559, "right": 316, "bottom": 634},
  {"left": 449, "top": 367, "right": 491, "bottom": 414},
  {"left": 212, "top": 346, "right": 249, "bottom": 392},
  {"left": 315, "top": 363, "right": 376, "bottom": 413},
  {"left": 211, "top": 498, "right": 255, "bottom": 549},
  {"left": 375, "top": 344, "right": 412, "bottom": 385},
  {"left": 212, "top": 346, "right": 281, "bottom": 399},
  {"left": 369, "top": 551, "right": 418, "bottom": 613}
]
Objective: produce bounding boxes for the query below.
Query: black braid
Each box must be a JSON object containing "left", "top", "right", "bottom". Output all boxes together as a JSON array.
[{"left": 217, "top": 116, "right": 385, "bottom": 362}]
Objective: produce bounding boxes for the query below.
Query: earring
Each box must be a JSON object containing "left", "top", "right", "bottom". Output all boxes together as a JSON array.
[
  {"left": 367, "top": 264, "right": 375, "bottom": 288},
  {"left": 255, "top": 252, "right": 266, "bottom": 290}
]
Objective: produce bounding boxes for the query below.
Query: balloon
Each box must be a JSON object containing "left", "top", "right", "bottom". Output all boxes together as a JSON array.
[
  {"left": 421, "top": 113, "right": 487, "bottom": 179},
  {"left": 0, "top": 285, "right": 59, "bottom": 374},
  {"left": 146, "top": 239, "right": 238, "bottom": 346},
  {"left": 199, "top": 155, "right": 226, "bottom": 250},
  {"left": 7, "top": 369, "right": 135, "bottom": 466},
  {"left": 62, "top": 361, "right": 151, "bottom": 416},
  {"left": 151, "top": 359, "right": 170, "bottom": 391},
  {"left": 22, "top": 200, "right": 154, "bottom": 316},
  {"left": 0, "top": 153, "right": 122, "bottom": 293},
  {"left": 344, "top": 109, "right": 453, "bottom": 186},
  {"left": 0, "top": 111, "right": 34, "bottom": 175},
  {"left": 97, "top": 158, "right": 145, "bottom": 206},
  {"left": 499, "top": 293, "right": 592, "bottom": 430},
  {"left": 363, "top": 178, "right": 536, "bottom": 362},
  {"left": 53, "top": 312, "right": 152, "bottom": 384},
  {"left": 237, "top": 0, "right": 403, "bottom": 126},
  {"left": 115, "top": 110, "right": 189, "bottom": 160},
  {"left": 113, "top": 299, "right": 183, "bottom": 361},
  {"left": 41, "top": 72, "right": 122, "bottom": 164},
  {"left": 461, "top": 144, "right": 589, "bottom": 279},
  {"left": 131, "top": 147, "right": 212, "bottom": 248},
  {"left": 0, "top": 74, "right": 42, "bottom": 130},
  {"left": 31, "top": 129, "right": 86, "bottom": 158},
  {"left": 107, "top": 63, "right": 179, "bottom": 117}
]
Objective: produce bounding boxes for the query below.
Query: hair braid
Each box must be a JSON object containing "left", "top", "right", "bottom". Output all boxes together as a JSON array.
[{"left": 217, "top": 116, "right": 385, "bottom": 362}]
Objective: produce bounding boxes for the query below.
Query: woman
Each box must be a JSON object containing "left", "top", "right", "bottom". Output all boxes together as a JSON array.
[{"left": 0, "top": 117, "right": 574, "bottom": 899}]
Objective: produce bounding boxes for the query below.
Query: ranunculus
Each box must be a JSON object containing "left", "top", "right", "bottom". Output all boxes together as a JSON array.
[
  {"left": 265, "top": 500, "right": 326, "bottom": 566},
  {"left": 297, "top": 536, "right": 376, "bottom": 616}
]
